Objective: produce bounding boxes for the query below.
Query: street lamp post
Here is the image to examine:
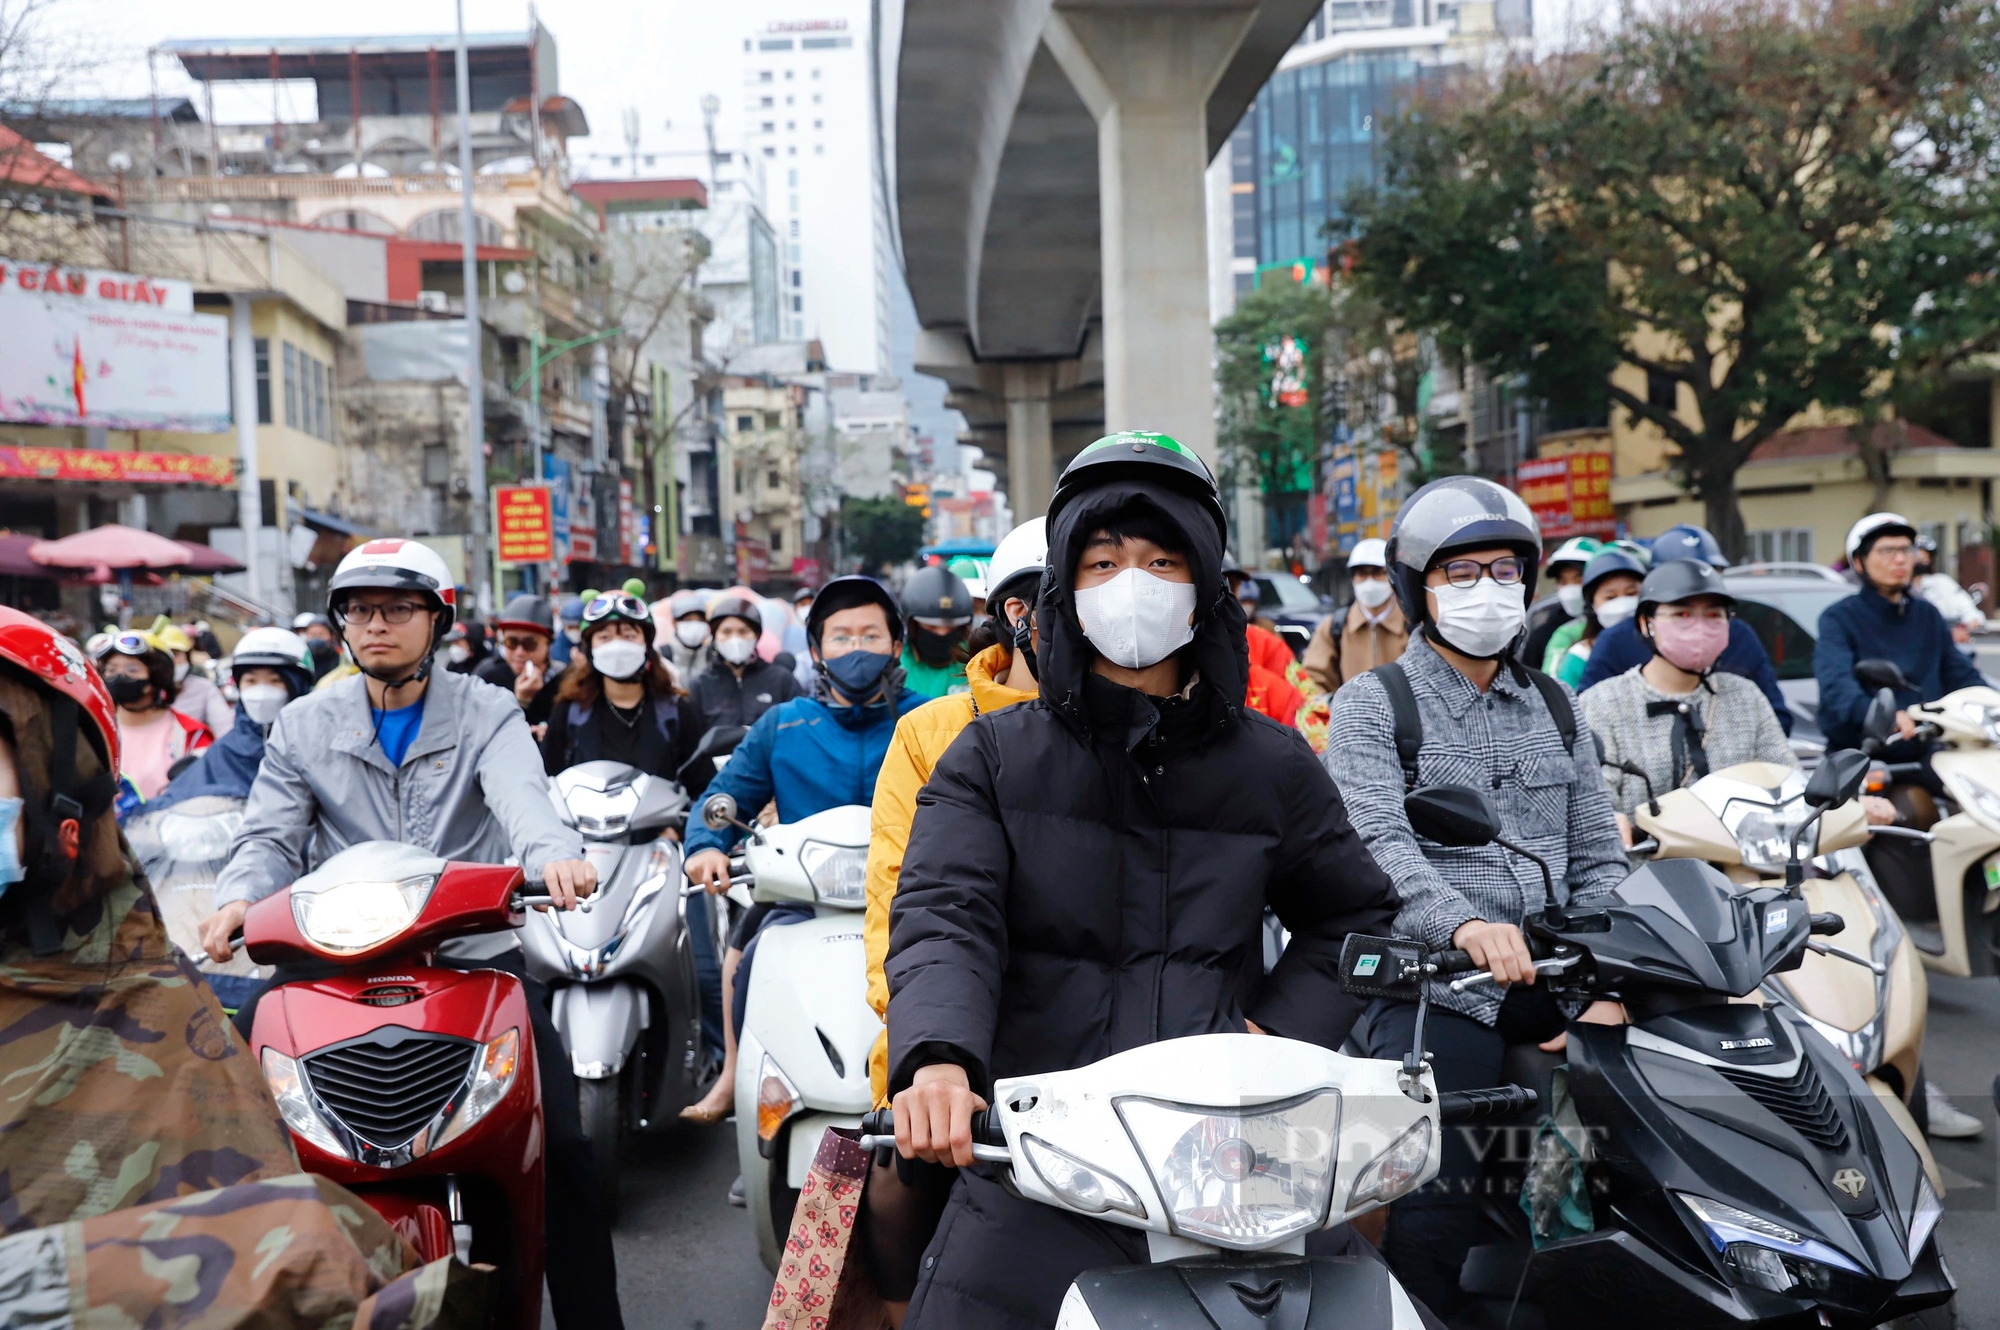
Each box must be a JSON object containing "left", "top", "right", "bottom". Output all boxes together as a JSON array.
[{"left": 454, "top": 0, "right": 492, "bottom": 614}]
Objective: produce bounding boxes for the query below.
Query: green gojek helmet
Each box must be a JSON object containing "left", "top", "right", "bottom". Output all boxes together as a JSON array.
[{"left": 1047, "top": 431, "right": 1228, "bottom": 544}]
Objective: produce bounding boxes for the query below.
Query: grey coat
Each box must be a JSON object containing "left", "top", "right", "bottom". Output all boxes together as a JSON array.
[{"left": 214, "top": 667, "right": 579, "bottom": 908}]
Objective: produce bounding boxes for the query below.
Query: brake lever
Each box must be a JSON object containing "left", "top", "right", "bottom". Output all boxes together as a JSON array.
[
  {"left": 856, "top": 1134, "right": 1012, "bottom": 1164},
  {"left": 1447, "top": 954, "right": 1581, "bottom": 993},
  {"left": 1866, "top": 825, "right": 1936, "bottom": 843},
  {"left": 1807, "top": 938, "right": 1887, "bottom": 975}
]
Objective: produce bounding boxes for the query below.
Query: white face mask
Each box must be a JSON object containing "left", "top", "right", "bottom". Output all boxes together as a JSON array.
[
  {"left": 447, "top": 642, "right": 472, "bottom": 664},
  {"left": 1354, "top": 577, "right": 1393, "bottom": 609},
  {"left": 590, "top": 638, "right": 650, "bottom": 681},
  {"left": 1429, "top": 578, "right": 1527, "bottom": 659},
  {"left": 1556, "top": 583, "right": 1586, "bottom": 618},
  {"left": 173, "top": 659, "right": 190, "bottom": 684},
  {"left": 239, "top": 684, "right": 289, "bottom": 726},
  {"left": 674, "top": 620, "right": 710, "bottom": 649},
  {"left": 1074, "top": 567, "right": 1198, "bottom": 670},
  {"left": 1595, "top": 595, "right": 1639, "bottom": 630},
  {"left": 716, "top": 636, "right": 759, "bottom": 667}
]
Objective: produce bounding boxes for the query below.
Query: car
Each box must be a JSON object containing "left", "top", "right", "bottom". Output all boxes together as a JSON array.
[
  {"left": 1245, "top": 571, "right": 1332, "bottom": 656},
  {"left": 1722, "top": 563, "right": 1857, "bottom": 758}
]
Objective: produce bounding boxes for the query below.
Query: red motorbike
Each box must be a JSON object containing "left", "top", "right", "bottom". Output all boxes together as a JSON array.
[{"left": 242, "top": 840, "right": 564, "bottom": 1330}]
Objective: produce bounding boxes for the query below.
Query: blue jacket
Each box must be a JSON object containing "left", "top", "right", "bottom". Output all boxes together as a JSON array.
[
  {"left": 684, "top": 689, "right": 927, "bottom": 858},
  {"left": 1814, "top": 585, "right": 1986, "bottom": 751},
  {"left": 151, "top": 705, "right": 266, "bottom": 811},
  {"left": 1578, "top": 617, "right": 1792, "bottom": 734}
]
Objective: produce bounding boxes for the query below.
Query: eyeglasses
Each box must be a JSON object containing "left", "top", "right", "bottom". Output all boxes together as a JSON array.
[
  {"left": 501, "top": 635, "right": 546, "bottom": 652},
  {"left": 341, "top": 601, "right": 427, "bottom": 625},
  {"left": 1869, "top": 542, "right": 1916, "bottom": 560},
  {"left": 825, "top": 631, "right": 893, "bottom": 652},
  {"left": 1436, "top": 556, "right": 1527, "bottom": 589},
  {"left": 582, "top": 592, "right": 650, "bottom": 624}
]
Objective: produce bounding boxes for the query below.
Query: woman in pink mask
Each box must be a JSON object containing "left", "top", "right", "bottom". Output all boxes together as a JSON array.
[{"left": 1580, "top": 559, "right": 1896, "bottom": 836}]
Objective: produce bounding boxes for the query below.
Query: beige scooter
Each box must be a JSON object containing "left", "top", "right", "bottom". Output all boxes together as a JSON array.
[
  {"left": 1623, "top": 755, "right": 1941, "bottom": 1187},
  {"left": 1854, "top": 659, "right": 2000, "bottom": 979}
]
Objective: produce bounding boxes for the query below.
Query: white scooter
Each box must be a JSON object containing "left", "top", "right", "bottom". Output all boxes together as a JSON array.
[
  {"left": 856, "top": 938, "right": 1529, "bottom": 1328},
  {"left": 699, "top": 791, "right": 879, "bottom": 1272}
]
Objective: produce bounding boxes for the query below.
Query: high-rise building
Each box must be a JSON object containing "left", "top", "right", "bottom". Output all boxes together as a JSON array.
[{"left": 740, "top": 4, "right": 894, "bottom": 376}]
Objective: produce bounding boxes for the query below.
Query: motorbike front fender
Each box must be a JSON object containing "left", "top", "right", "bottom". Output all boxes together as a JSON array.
[
  {"left": 550, "top": 981, "right": 646, "bottom": 1079},
  {"left": 1056, "top": 1254, "right": 1428, "bottom": 1330}
]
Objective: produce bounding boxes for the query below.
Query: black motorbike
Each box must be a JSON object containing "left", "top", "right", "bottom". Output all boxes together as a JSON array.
[{"left": 1343, "top": 755, "right": 1956, "bottom": 1329}]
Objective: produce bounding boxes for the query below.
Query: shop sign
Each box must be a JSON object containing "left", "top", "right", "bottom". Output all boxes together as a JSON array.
[
  {"left": 1515, "top": 452, "right": 1615, "bottom": 538},
  {"left": 0, "top": 444, "right": 231, "bottom": 485},
  {"left": 494, "top": 485, "right": 554, "bottom": 564}
]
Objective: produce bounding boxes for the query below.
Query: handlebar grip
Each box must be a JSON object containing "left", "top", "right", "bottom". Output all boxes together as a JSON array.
[
  {"left": 857, "top": 1107, "right": 1006, "bottom": 1148},
  {"left": 1431, "top": 949, "right": 1478, "bottom": 976},
  {"left": 1809, "top": 912, "right": 1846, "bottom": 936},
  {"left": 1437, "top": 1086, "right": 1538, "bottom": 1124},
  {"left": 861, "top": 1108, "right": 893, "bottom": 1138}
]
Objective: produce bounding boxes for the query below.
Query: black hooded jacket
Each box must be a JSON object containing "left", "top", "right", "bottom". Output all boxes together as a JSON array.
[{"left": 884, "top": 478, "right": 1401, "bottom": 1096}]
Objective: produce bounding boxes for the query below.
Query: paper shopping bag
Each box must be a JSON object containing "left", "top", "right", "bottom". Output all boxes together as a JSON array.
[{"left": 763, "top": 1126, "right": 890, "bottom": 1330}]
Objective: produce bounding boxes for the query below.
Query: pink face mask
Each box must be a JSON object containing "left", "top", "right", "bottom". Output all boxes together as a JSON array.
[{"left": 1650, "top": 614, "right": 1730, "bottom": 674}]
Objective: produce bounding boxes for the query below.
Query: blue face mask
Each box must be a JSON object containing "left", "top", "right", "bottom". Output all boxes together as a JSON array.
[
  {"left": 0, "top": 797, "right": 24, "bottom": 893},
  {"left": 820, "top": 647, "right": 895, "bottom": 702}
]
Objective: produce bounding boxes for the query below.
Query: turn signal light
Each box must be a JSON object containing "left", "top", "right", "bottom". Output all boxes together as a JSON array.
[{"left": 757, "top": 1053, "right": 801, "bottom": 1141}]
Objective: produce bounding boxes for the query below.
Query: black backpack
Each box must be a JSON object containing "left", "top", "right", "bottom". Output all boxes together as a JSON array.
[{"left": 1370, "top": 659, "right": 1576, "bottom": 792}]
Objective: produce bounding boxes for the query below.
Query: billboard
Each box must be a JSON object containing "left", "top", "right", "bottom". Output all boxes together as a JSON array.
[
  {"left": 0, "top": 444, "right": 230, "bottom": 485},
  {"left": 494, "top": 485, "right": 555, "bottom": 565},
  {"left": 0, "top": 260, "right": 228, "bottom": 432},
  {"left": 1515, "top": 452, "right": 1615, "bottom": 539}
]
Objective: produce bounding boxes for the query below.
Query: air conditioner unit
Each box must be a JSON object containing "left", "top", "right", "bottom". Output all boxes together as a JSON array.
[
  {"left": 417, "top": 290, "right": 451, "bottom": 313},
  {"left": 451, "top": 476, "right": 471, "bottom": 497}
]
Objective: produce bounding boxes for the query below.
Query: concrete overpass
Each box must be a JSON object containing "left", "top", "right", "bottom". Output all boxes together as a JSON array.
[{"left": 896, "top": 0, "right": 1319, "bottom": 516}]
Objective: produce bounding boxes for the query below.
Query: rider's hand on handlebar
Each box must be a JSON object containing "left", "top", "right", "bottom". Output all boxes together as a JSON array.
[
  {"left": 894, "top": 1064, "right": 988, "bottom": 1168},
  {"left": 539, "top": 859, "right": 597, "bottom": 911},
  {"left": 1894, "top": 709, "right": 1920, "bottom": 741},
  {"left": 1452, "top": 919, "right": 1537, "bottom": 987},
  {"left": 1862, "top": 795, "right": 1898, "bottom": 827},
  {"left": 199, "top": 900, "right": 249, "bottom": 964},
  {"left": 686, "top": 848, "right": 733, "bottom": 896}
]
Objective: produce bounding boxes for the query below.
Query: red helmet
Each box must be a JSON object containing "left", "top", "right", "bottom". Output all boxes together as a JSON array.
[{"left": 0, "top": 606, "right": 118, "bottom": 772}]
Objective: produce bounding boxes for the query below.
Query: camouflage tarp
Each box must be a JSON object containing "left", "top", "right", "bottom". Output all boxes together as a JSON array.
[{"left": 0, "top": 1171, "right": 489, "bottom": 1328}]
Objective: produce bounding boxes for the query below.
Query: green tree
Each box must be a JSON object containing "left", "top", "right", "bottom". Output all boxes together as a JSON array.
[
  {"left": 1215, "top": 281, "right": 1333, "bottom": 512},
  {"left": 839, "top": 496, "right": 926, "bottom": 574},
  {"left": 1342, "top": 0, "right": 2000, "bottom": 557}
]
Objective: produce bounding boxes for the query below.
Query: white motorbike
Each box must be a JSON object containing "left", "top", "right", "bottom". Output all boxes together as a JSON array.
[
  {"left": 124, "top": 794, "right": 272, "bottom": 1009},
  {"left": 855, "top": 939, "right": 1529, "bottom": 1328},
  {"left": 698, "top": 791, "right": 879, "bottom": 1272}
]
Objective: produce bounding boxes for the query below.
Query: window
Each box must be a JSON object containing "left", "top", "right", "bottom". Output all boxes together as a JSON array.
[
  {"left": 282, "top": 343, "right": 298, "bottom": 427},
  {"left": 253, "top": 338, "right": 271, "bottom": 424},
  {"left": 1645, "top": 369, "right": 1678, "bottom": 412},
  {"left": 784, "top": 70, "right": 793, "bottom": 79},
  {"left": 762, "top": 121, "right": 775, "bottom": 133},
  {"left": 812, "top": 69, "right": 821, "bottom": 78},
  {"left": 422, "top": 442, "right": 450, "bottom": 486},
  {"left": 813, "top": 94, "right": 822, "bottom": 104},
  {"left": 789, "top": 220, "right": 799, "bottom": 237},
  {"left": 790, "top": 244, "right": 801, "bottom": 261},
  {"left": 814, "top": 144, "right": 824, "bottom": 154},
  {"left": 734, "top": 466, "right": 744, "bottom": 494},
  {"left": 771, "top": 528, "right": 783, "bottom": 552},
  {"left": 760, "top": 96, "right": 773, "bottom": 108},
  {"left": 788, "top": 168, "right": 798, "bottom": 186},
  {"left": 765, "top": 412, "right": 782, "bottom": 429},
  {"left": 786, "top": 121, "right": 795, "bottom": 131},
  {"left": 786, "top": 95, "right": 794, "bottom": 105},
  {"left": 737, "top": 414, "right": 755, "bottom": 432},
  {"left": 763, "top": 147, "right": 776, "bottom": 157},
  {"left": 311, "top": 357, "right": 328, "bottom": 440},
  {"left": 791, "top": 270, "right": 801, "bottom": 287},
  {"left": 760, "top": 38, "right": 794, "bottom": 50},
  {"left": 1745, "top": 527, "right": 1815, "bottom": 564},
  {"left": 759, "top": 70, "right": 773, "bottom": 83},
  {"left": 767, "top": 469, "right": 781, "bottom": 489},
  {"left": 792, "top": 295, "right": 803, "bottom": 312}
]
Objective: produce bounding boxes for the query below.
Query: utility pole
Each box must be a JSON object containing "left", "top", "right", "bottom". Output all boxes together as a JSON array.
[{"left": 454, "top": 0, "right": 491, "bottom": 614}]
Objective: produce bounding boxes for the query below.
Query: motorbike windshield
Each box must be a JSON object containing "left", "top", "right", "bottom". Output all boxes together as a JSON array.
[{"left": 1615, "top": 861, "right": 1740, "bottom": 944}]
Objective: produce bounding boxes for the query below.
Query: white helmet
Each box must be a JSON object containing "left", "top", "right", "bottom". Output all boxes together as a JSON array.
[
  {"left": 987, "top": 517, "right": 1049, "bottom": 610},
  {"left": 327, "top": 538, "right": 457, "bottom": 643},
  {"left": 1845, "top": 512, "right": 1918, "bottom": 564},
  {"left": 1349, "top": 537, "right": 1388, "bottom": 570},
  {"left": 229, "top": 627, "right": 317, "bottom": 696}
]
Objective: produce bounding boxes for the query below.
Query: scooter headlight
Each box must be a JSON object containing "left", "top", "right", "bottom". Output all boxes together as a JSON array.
[
  {"left": 798, "top": 840, "right": 867, "bottom": 907},
  {"left": 1955, "top": 772, "right": 2000, "bottom": 830},
  {"left": 1019, "top": 1135, "right": 1145, "bottom": 1219},
  {"left": 1347, "top": 1116, "right": 1436, "bottom": 1211},
  {"left": 292, "top": 874, "right": 437, "bottom": 954},
  {"left": 1678, "top": 1192, "right": 1864, "bottom": 1292},
  {"left": 1977, "top": 704, "right": 2000, "bottom": 746},
  {"left": 1114, "top": 1089, "right": 1341, "bottom": 1249},
  {"left": 1906, "top": 1174, "right": 1944, "bottom": 1263},
  {"left": 262, "top": 1047, "right": 349, "bottom": 1160},
  {"left": 436, "top": 1028, "right": 521, "bottom": 1149},
  {"left": 1720, "top": 798, "right": 1812, "bottom": 874}
]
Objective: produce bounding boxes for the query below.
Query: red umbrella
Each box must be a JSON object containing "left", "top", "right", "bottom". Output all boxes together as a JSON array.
[
  {"left": 171, "top": 539, "right": 245, "bottom": 574},
  {"left": 30, "top": 524, "right": 193, "bottom": 570},
  {"left": 0, "top": 534, "right": 49, "bottom": 579}
]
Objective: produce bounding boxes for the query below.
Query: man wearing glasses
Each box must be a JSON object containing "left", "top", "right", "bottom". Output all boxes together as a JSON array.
[
  {"left": 478, "top": 593, "right": 567, "bottom": 735},
  {"left": 1326, "top": 478, "right": 1629, "bottom": 1318},
  {"left": 1817, "top": 512, "right": 1987, "bottom": 756}
]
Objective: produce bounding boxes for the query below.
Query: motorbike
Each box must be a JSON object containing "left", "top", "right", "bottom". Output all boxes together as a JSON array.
[
  {"left": 123, "top": 794, "right": 273, "bottom": 1010},
  {"left": 522, "top": 760, "right": 703, "bottom": 1221},
  {"left": 1623, "top": 751, "right": 1938, "bottom": 1170},
  {"left": 698, "top": 789, "right": 878, "bottom": 1273},
  {"left": 1851, "top": 659, "right": 2000, "bottom": 979},
  {"left": 854, "top": 957, "right": 1533, "bottom": 1327},
  {"left": 241, "top": 841, "right": 561, "bottom": 1330},
  {"left": 1396, "top": 766, "right": 1955, "bottom": 1328}
]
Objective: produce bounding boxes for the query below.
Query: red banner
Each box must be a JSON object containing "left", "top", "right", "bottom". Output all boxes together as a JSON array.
[
  {"left": 0, "top": 445, "right": 231, "bottom": 486},
  {"left": 494, "top": 485, "right": 555, "bottom": 564},
  {"left": 1514, "top": 452, "right": 1615, "bottom": 539},
  {"left": 736, "top": 537, "right": 770, "bottom": 586}
]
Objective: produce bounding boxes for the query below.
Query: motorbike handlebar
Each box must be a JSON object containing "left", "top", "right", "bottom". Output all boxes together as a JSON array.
[
  {"left": 857, "top": 1107, "right": 1010, "bottom": 1161},
  {"left": 1431, "top": 949, "right": 1478, "bottom": 976},
  {"left": 1808, "top": 912, "right": 1846, "bottom": 936},
  {"left": 513, "top": 892, "right": 595, "bottom": 914},
  {"left": 1437, "top": 1086, "right": 1538, "bottom": 1124}
]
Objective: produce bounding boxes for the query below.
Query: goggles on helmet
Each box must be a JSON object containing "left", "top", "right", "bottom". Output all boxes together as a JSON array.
[
  {"left": 98, "top": 631, "right": 155, "bottom": 660},
  {"left": 582, "top": 592, "right": 651, "bottom": 625}
]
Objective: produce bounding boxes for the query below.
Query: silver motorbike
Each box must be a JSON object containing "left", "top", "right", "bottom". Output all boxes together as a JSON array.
[
  {"left": 124, "top": 794, "right": 273, "bottom": 1011},
  {"left": 522, "top": 761, "right": 711, "bottom": 1220}
]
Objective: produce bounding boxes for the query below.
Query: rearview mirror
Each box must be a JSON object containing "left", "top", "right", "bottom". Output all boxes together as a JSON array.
[
  {"left": 701, "top": 793, "right": 740, "bottom": 832},
  {"left": 1854, "top": 659, "right": 1911, "bottom": 693},
  {"left": 1805, "top": 749, "right": 1872, "bottom": 809},
  {"left": 1862, "top": 690, "right": 1899, "bottom": 747},
  {"left": 1405, "top": 785, "right": 1503, "bottom": 848}
]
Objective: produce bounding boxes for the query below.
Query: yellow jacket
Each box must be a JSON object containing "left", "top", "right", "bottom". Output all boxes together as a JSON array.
[{"left": 865, "top": 643, "right": 1036, "bottom": 1105}]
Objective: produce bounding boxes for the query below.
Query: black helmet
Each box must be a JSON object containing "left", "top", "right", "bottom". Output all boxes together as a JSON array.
[
  {"left": 492, "top": 593, "right": 556, "bottom": 637},
  {"left": 1637, "top": 558, "right": 1735, "bottom": 617},
  {"left": 706, "top": 595, "right": 764, "bottom": 636},
  {"left": 902, "top": 565, "right": 974, "bottom": 626},
  {"left": 1048, "top": 432, "right": 1227, "bottom": 546},
  {"left": 806, "top": 575, "right": 902, "bottom": 649},
  {"left": 1386, "top": 477, "right": 1542, "bottom": 624}
]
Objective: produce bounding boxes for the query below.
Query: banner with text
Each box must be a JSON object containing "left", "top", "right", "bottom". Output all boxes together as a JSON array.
[
  {"left": 494, "top": 485, "right": 555, "bottom": 565},
  {"left": 1515, "top": 452, "right": 1616, "bottom": 540}
]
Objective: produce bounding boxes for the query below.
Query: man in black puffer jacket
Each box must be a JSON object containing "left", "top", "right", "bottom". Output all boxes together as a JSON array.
[{"left": 883, "top": 432, "right": 1402, "bottom": 1330}]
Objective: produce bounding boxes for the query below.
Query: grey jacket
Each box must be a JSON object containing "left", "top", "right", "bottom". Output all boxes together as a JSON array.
[
  {"left": 215, "top": 667, "right": 579, "bottom": 908},
  {"left": 1326, "top": 631, "right": 1629, "bottom": 1024}
]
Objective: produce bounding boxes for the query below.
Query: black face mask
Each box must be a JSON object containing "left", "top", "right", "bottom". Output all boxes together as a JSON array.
[
  {"left": 909, "top": 625, "right": 961, "bottom": 667},
  {"left": 307, "top": 639, "right": 339, "bottom": 663},
  {"left": 106, "top": 676, "right": 153, "bottom": 708}
]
